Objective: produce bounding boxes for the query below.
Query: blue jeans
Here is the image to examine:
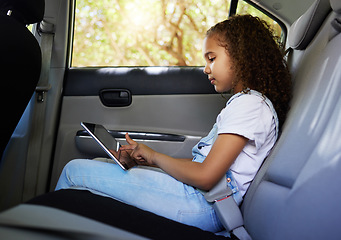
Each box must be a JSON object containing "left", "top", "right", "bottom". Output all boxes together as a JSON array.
[{"left": 55, "top": 159, "right": 224, "bottom": 232}]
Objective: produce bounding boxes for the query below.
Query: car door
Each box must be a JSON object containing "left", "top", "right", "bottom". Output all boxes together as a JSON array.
[
  {"left": 49, "top": 0, "right": 235, "bottom": 188},
  {"left": 50, "top": 66, "right": 227, "bottom": 188}
]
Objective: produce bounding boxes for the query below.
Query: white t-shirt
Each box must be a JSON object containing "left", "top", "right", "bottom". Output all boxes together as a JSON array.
[{"left": 199, "top": 93, "right": 277, "bottom": 197}]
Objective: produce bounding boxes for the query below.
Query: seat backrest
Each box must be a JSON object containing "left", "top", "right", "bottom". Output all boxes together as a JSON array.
[
  {"left": 242, "top": 0, "right": 341, "bottom": 239},
  {"left": 0, "top": 0, "right": 45, "bottom": 159}
]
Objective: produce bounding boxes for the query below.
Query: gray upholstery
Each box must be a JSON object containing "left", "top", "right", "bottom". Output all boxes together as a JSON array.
[
  {"left": 288, "top": 0, "right": 330, "bottom": 50},
  {"left": 330, "top": 0, "right": 341, "bottom": 14},
  {"left": 0, "top": 204, "right": 146, "bottom": 239},
  {"left": 242, "top": 0, "right": 341, "bottom": 239}
]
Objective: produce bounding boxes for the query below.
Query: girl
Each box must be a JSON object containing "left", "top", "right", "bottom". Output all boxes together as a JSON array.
[{"left": 56, "top": 15, "right": 291, "bottom": 232}]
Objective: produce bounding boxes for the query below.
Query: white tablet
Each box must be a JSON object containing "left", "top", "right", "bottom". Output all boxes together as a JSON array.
[{"left": 81, "top": 122, "right": 129, "bottom": 170}]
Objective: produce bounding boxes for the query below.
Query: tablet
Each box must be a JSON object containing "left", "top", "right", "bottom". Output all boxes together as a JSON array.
[{"left": 81, "top": 122, "right": 129, "bottom": 170}]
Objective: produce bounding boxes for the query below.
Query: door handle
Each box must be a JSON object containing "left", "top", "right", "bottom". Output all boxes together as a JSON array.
[{"left": 99, "top": 89, "right": 132, "bottom": 107}]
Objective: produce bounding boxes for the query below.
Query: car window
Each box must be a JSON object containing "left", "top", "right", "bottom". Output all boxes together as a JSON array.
[
  {"left": 27, "top": 25, "right": 33, "bottom": 32},
  {"left": 236, "top": 1, "right": 285, "bottom": 42},
  {"left": 71, "top": 0, "right": 285, "bottom": 67},
  {"left": 71, "top": 0, "right": 232, "bottom": 67}
]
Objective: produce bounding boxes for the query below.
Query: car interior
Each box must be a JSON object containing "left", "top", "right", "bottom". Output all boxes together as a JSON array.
[{"left": 0, "top": 0, "right": 341, "bottom": 239}]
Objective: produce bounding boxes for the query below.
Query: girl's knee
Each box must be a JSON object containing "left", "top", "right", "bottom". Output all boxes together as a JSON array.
[
  {"left": 63, "top": 159, "right": 91, "bottom": 174},
  {"left": 65, "top": 159, "right": 87, "bottom": 168},
  {"left": 55, "top": 159, "right": 89, "bottom": 190}
]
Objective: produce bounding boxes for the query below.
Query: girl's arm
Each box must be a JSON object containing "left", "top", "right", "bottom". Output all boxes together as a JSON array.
[{"left": 120, "top": 133, "right": 248, "bottom": 191}]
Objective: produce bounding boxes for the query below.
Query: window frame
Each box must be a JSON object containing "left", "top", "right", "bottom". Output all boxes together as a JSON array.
[{"left": 235, "top": 0, "right": 287, "bottom": 45}]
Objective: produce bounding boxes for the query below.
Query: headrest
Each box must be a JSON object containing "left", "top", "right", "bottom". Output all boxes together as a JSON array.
[
  {"left": 0, "top": 0, "right": 45, "bottom": 25},
  {"left": 288, "top": 0, "right": 331, "bottom": 50},
  {"left": 330, "top": 0, "right": 341, "bottom": 14}
]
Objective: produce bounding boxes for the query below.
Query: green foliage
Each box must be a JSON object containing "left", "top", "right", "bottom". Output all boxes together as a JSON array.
[{"left": 72, "top": 0, "right": 282, "bottom": 67}]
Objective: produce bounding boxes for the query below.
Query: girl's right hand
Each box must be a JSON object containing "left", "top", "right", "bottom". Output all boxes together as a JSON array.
[{"left": 120, "top": 133, "right": 157, "bottom": 166}]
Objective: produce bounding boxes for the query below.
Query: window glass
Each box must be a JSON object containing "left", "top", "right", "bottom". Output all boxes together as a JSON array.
[
  {"left": 236, "top": 1, "right": 284, "bottom": 42},
  {"left": 27, "top": 25, "right": 33, "bottom": 32},
  {"left": 72, "top": 0, "right": 231, "bottom": 67}
]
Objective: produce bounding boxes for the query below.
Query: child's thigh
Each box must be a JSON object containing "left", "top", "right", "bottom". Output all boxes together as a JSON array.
[
  {"left": 57, "top": 159, "right": 221, "bottom": 232},
  {"left": 59, "top": 159, "right": 202, "bottom": 207}
]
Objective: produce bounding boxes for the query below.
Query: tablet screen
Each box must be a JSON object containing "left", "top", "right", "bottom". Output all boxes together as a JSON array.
[{"left": 81, "top": 122, "right": 128, "bottom": 170}]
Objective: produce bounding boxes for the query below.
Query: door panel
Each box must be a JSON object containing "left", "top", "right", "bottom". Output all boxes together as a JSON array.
[
  {"left": 50, "top": 67, "right": 227, "bottom": 189},
  {"left": 63, "top": 67, "right": 217, "bottom": 96}
]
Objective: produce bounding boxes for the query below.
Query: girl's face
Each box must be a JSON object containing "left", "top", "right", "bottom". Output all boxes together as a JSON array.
[{"left": 203, "top": 36, "right": 241, "bottom": 93}]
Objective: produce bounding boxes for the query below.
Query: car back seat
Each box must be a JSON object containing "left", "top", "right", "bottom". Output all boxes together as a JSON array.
[
  {"left": 1, "top": 0, "right": 341, "bottom": 239},
  {"left": 242, "top": 0, "right": 341, "bottom": 239}
]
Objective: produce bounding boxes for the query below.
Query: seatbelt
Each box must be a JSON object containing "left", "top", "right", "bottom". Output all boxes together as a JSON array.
[
  {"left": 284, "top": 47, "right": 293, "bottom": 62},
  {"left": 284, "top": 47, "right": 293, "bottom": 56},
  {"left": 22, "top": 20, "right": 55, "bottom": 202},
  {"left": 202, "top": 177, "right": 252, "bottom": 240}
]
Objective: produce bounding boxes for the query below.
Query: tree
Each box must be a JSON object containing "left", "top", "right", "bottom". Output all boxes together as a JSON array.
[{"left": 72, "top": 0, "right": 283, "bottom": 67}]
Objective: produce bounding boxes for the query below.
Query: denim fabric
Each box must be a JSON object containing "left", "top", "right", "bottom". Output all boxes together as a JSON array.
[{"left": 56, "top": 159, "right": 224, "bottom": 232}]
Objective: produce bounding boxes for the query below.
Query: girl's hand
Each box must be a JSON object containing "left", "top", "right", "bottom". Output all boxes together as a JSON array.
[
  {"left": 120, "top": 133, "right": 156, "bottom": 166},
  {"left": 109, "top": 148, "right": 138, "bottom": 169}
]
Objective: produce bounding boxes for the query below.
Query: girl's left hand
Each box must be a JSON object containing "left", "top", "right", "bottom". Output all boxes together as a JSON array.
[
  {"left": 109, "top": 148, "right": 138, "bottom": 169},
  {"left": 120, "top": 133, "right": 157, "bottom": 166}
]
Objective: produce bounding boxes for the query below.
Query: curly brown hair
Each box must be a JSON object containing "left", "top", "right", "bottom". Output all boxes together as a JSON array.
[{"left": 206, "top": 15, "right": 292, "bottom": 129}]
